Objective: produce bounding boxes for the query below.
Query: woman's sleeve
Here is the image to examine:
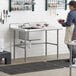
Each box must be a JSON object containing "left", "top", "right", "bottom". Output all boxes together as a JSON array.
[{"left": 62, "top": 12, "right": 74, "bottom": 27}]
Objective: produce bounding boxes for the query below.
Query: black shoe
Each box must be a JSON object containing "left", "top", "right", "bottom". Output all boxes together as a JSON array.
[
  {"left": 65, "top": 59, "right": 69, "bottom": 62},
  {"left": 72, "top": 61, "right": 75, "bottom": 64},
  {"left": 65, "top": 59, "right": 75, "bottom": 64},
  {"left": 72, "top": 58, "right": 75, "bottom": 64}
]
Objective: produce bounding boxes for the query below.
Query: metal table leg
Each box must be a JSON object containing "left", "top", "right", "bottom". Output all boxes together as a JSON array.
[
  {"left": 10, "top": 28, "right": 12, "bottom": 54},
  {"left": 13, "top": 30, "right": 16, "bottom": 60},
  {"left": 45, "top": 30, "right": 47, "bottom": 60},
  {"left": 57, "top": 29, "right": 59, "bottom": 60},
  {"left": 24, "top": 32, "right": 27, "bottom": 62},
  {"left": 70, "top": 45, "right": 73, "bottom": 76}
]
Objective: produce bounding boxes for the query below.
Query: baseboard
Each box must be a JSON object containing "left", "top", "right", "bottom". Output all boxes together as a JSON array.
[{"left": 11, "top": 53, "right": 69, "bottom": 64}]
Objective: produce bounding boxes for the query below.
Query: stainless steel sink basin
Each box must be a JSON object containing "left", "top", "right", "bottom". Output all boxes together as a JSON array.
[
  {"left": 22, "top": 27, "right": 40, "bottom": 29},
  {"left": 19, "top": 26, "right": 41, "bottom": 40}
]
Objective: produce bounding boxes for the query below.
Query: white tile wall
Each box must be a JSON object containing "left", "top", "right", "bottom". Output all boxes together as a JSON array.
[{"left": 0, "top": 0, "right": 71, "bottom": 58}]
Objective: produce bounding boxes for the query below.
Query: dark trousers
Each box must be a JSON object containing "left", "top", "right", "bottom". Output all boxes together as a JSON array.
[
  {"left": 67, "top": 45, "right": 76, "bottom": 58},
  {"left": 67, "top": 32, "right": 76, "bottom": 58}
]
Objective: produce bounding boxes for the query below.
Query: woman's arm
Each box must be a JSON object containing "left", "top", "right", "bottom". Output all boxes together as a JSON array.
[{"left": 62, "top": 11, "right": 74, "bottom": 27}]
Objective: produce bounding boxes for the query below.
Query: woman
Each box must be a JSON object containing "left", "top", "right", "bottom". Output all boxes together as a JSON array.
[{"left": 58, "top": 1, "right": 76, "bottom": 63}]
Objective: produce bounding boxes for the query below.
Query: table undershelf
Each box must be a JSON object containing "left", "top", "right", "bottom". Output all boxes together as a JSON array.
[{"left": 70, "top": 64, "right": 76, "bottom": 68}]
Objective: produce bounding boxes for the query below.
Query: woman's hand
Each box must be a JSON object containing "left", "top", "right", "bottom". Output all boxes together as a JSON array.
[{"left": 58, "top": 19, "right": 65, "bottom": 24}]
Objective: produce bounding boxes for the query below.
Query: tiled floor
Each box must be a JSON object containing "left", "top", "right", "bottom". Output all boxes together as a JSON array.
[
  {"left": 0, "top": 68, "right": 76, "bottom": 76},
  {"left": 0, "top": 54, "right": 76, "bottom": 76}
]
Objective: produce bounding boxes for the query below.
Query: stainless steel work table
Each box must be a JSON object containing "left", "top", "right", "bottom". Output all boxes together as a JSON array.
[{"left": 9, "top": 23, "right": 62, "bottom": 62}]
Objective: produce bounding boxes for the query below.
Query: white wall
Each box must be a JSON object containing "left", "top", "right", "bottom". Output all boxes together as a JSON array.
[{"left": 0, "top": 0, "right": 71, "bottom": 58}]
